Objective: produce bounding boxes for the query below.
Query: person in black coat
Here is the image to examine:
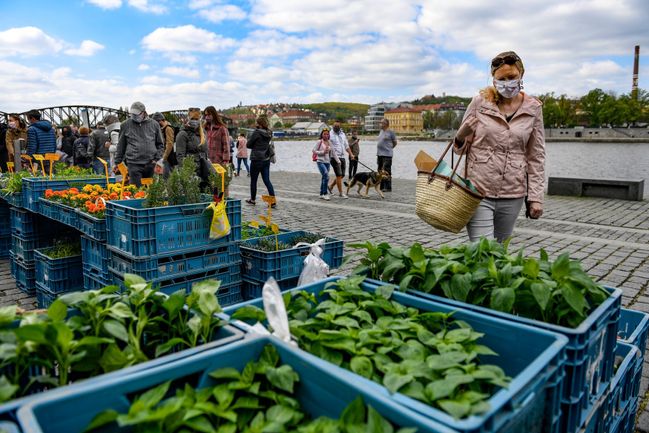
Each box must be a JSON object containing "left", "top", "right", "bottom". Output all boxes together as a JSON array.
[{"left": 245, "top": 115, "right": 275, "bottom": 206}]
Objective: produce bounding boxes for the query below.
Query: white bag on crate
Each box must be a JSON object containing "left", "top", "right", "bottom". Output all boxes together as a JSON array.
[
  {"left": 294, "top": 238, "right": 329, "bottom": 286},
  {"left": 246, "top": 277, "right": 298, "bottom": 347}
]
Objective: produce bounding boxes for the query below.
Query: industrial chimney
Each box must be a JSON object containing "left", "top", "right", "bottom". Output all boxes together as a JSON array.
[{"left": 632, "top": 45, "right": 640, "bottom": 100}]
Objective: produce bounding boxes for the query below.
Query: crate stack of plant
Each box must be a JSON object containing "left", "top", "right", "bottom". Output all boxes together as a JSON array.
[
  {"left": 39, "top": 183, "right": 146, "bottom": 291},
  {"left": 0, "top": 180, "right": 11, "bottom": 258},
  {"left": 239, "top": 210, "right": 344, "bottom": 299},
  {"left": 349, "top": 239, "right": 648, "bottom": 433},
  {"left": 1, "top": 167, "right": 91, "bottom": 295},
  {"left": 105, "top": 159, "right": 244, "bottom": 306}
]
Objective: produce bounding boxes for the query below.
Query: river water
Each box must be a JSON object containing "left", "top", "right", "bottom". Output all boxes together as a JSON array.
[{"left": 269, "top": 140, "right": 649, "bottom": 199}]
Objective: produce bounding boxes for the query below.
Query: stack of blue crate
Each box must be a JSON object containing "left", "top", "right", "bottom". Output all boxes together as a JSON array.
[{"left": 105, "top": 197, "right": 244, "bottom": 306}]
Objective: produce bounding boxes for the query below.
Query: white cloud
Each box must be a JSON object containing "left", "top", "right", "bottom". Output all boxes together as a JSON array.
[
  {"left": 138, "top": 64, "right": 150, "bottom": 71},
  {"left": 142, "top": 25, "right": 236, "bottom": 53},
  {"left": 140, "top": 75, "right": 173, "bottom": 85},
  {"left": 127, "top": 0, "right": 167, "bottom": 14},
  {"left": 64, "top": 40, "right": 105, "bottom": 57},
  {"left": 162, "top": 67, "right": 200, "bottom": 79},
  {"left": 0, "top": 27, "right": 63, "bottom": 56},
  {"left": 197, "top": 5, "right": 247, "bottom": 23},
  {"left": 86, "top": 0, "right": 122, "bottom": 9}
]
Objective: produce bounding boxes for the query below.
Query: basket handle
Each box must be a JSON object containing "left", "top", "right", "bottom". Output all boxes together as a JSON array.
[{"left": 428, "top": 139, "right": 470, "bottom": 189}]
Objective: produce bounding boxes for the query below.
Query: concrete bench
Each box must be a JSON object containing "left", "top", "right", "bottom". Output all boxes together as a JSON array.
[{"left": 548, "top": 177, "right": 645, "bottom": 201}]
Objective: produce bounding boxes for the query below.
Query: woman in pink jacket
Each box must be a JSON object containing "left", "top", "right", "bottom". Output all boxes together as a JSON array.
[{"left": 454, "top": 51, "right": 545, "bottom": 242}]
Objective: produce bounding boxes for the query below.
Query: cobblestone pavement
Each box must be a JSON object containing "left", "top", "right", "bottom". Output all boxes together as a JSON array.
[{"left": 1, "top": 170, "right": 648, "bottom": 430}]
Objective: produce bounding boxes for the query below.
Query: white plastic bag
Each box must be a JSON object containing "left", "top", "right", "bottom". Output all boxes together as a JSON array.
[{"left": 294, "top": 238, "right": 329, "bottom": 286}]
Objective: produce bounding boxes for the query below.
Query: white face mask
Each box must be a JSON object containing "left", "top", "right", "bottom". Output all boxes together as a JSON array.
[
  {"left": 8, "top": 121, "right": 16, "bottom": 129},
  {"left": 494, "top": 78, "right": 521, "bottom": 99}
]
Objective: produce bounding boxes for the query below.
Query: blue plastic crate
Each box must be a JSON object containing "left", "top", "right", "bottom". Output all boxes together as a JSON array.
[
  {"left": 240, "top": 230, "right": 343, "bottom": 281},
  {"left": 35, "top": 283, "right": 58, "bottom": 309},
  {"left": 1, "top": 317, "right": 243, "bottom": 426},
  {"left": 4, "top": 193, "right": 23, "bottom": 208},
  {"left": 80, "top": 235, "right": 110, "bottom": 276},
  {"left": 22, "top": 177, "right": 107, "bottom": 213},
  {"left": 224, "top": 276, "right": 569, "bottom": 433},
  {"left": 391, "top": 279, "right": 622, "bottom": 432},
  {"left": 76, "top": 210, "right": 106, "bottom": 241},
  {"left": 9, "top": 206, "right": 40, "bottom": 237},
  {"left": 16, "top": 337, "right": 456, "bottom": 433},
  {"left": 82, "top": 272, "right": 114, "bottom": 291},
  {"left": 112, "top": 265, "right": 243, "bottom": 305},
  {"left": 0, "top": 421, "right": 20, "bottom": 433},
  {"left": 618, "top": 309, "right": 649, "bottom": 356},
  {"left": 0, "top": 202, "right": 9, "bottom": 237},
  {"left": 106, "top": 198, "right": 242, "bottom": 257},
  {"left": 577, "top": 385, "right": 608, "bottom": 433},
  {"left": 38, "top": 199, "right": 80, "bottom": 229},
  {"left": 9, "top": 252, "right": 36, "bottom": 295},
  {"left": 0, "top": 236, "right": 9, "bottom": 259},
  {"left": 108, "top": 242, "right": 240, "bottom": 281},
  {"left": 606, "top": 342, "right": 641, "bottom": 427},
  {"left": 241, "top": 275, "right": 299, "bottom": 300},
  {"left": 34, "top": 248, "right": 83, "bottom": 295},
  {"left": 11, "top": 233, "right": 51, "bottom": 263},
  {"left": 609, "top": 397, "right": 638, "bottom": 433}
]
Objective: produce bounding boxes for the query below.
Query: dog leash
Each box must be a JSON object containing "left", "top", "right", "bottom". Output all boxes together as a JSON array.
[{"left": 355, "top": 159, "right": 377, "bottom": 174}]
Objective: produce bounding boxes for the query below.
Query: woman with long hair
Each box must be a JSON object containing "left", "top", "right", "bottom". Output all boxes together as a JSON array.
[
  {"left": 203, "top": 106, "right": 230, "bottom": 165},
  {"left": 453, "top": 51, "right": 545, "bottom": 242},
  {"left": 5, "top": 113, "right": 27, "bottom": 166},
  {"left": 245, "top": 115, "right": 275, "bottom": 206}
]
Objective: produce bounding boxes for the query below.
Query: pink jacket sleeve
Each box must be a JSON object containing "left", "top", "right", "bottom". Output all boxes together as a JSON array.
[
  {"left": 453, "top": 96, "right": 479, "bottom": 154},
  {"left": 526, "top": 105, "right": 546, "bottom": 203}
]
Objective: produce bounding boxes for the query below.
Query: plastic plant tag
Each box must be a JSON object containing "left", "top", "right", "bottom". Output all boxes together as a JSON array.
[
  {"left": 117, "top": 163, "right": 128, "bottom": 197},
  {"left": 262, "top": 277, "right": 297, "bottom": 347},
  {"left": 96, "top": 157, "right": 109, "bottom": 185},
  {"left": 6, "top": 162, "right": 14, "bottom": 173},
  {"left": 140, "top": 178, "right": 153, "bottom": 186},
  {"left": 45, "top": 153, "right": 59, "bottom": 178},
  {"left": 213, "top": 163, "right": 226, "bottom": 193},
  {"left": 294, "top": 239, "right": 330, "bottom": 285}
]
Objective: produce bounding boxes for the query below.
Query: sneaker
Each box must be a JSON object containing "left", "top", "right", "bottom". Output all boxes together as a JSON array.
[
  {"left": 245, "top": 199, "right": 255, "bottom": 205},
  {"left": 340, "top": 193, "right": 348, "bottom": 199},
  {"left": 323, "top": 194, "right": 330, "bottom": 201},
  {"left": 271, "top": 203, "right": 277, "bottom": 209},
  {"left": 328, "top": 185, "right": 333, "bottom": 194},
  {"left": 319, "top": 194, "right": 325, "bottom": 200}
]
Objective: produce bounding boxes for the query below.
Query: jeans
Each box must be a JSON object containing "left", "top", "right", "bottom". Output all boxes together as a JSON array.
[
  {"left": 317, "top": 162, "right": 330, "bottom": 195},
  {"left": 249, "top": 160, "right": 274, "bottom": 201},
  {"left": 237, "top": 157, "right": 250, "bottom": 175},
  {"left": 348, "top": 158, "right": 358, "bottom": 178},
  {"left": 92, "top": 159, "right": 105, "bottom": 175},
  {"left": 377, "top": 156, "right": 392, "bottom": 190},
  {"left": 466, "top": 197, "right": 525, "bottom": 242},
  {"left": 127, "top": 162, "right": 155, "bottom": 187}
]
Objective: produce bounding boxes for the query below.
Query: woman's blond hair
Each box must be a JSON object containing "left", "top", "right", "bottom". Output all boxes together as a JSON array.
[{"left": 188, "top": 108, "right": 205, "bottom": 146}]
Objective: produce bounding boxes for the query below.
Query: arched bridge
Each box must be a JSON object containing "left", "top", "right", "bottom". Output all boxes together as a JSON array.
[{"left": 1, "top": 106, "right": 232, "bottom": 128}]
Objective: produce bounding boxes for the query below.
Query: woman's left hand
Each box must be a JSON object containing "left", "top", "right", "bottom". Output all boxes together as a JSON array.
[{"left": 528, "top": 201, "right": 543, "bottom": 219}]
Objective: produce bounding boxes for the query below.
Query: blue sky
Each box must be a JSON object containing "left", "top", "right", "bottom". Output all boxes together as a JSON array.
[{"left": 0, "top": 0, "right": 648, "bottom": 113}]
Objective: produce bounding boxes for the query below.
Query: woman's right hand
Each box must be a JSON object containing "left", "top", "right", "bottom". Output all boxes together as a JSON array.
[{"left": 456, "top": 117, "right": 479, "bottom": 142}]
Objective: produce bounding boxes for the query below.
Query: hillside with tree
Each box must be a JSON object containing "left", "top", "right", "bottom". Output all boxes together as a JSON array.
[{"left": 302, "top": 102, "right": 369, "bottom": 121}]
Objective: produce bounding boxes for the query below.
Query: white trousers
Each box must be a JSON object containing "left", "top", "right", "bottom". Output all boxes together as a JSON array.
[{"left": 466, "top": 197, "right": 525, "bottom": 243}]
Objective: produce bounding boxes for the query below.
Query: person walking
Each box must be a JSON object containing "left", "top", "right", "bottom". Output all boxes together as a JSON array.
[
  {"left": 104, "top": 115, "right": 120, "bottom": 172},
  {"left": 88, "top": 121, "right": 110, "bottom": 174},
  {"left": 5, "top": 114, "right": 27, "bottom": 168},
  {"left": 114, "top": 101, "right": 164, "bottom": 187},
  {"left": 348, "top": 129, "right": 360, "bottom": 179},
  {"left": 235, "top": 132, "right": 249, "bottom": 176},
  {"left": 73, "top": 126, "right": 92, "bottom": 169},
  {"left": 176, "top": 109, "right": 211, "bottom": 189},
  {"left": 453, "top": 50, "right": 545, "bottom": 242},
  {"left": 327, "top": 120, "right": 353, "bottom": 198},
  {"left": 376, "top": 118, "right": 397, "bottom": 192},
  {"left": 203, "top": 106, "right": 230, "bottom": 166},
  {"left": 313, "top": 128, "right": 338, "bottom": 200},
  {"left": 151, "top": 112, "right": 177, "bottom": 175},
  {"left": 26, "top": 109, "right": 56, "bottom": 158},
  {"left": 246, "top": 115, "right": 275, "bottom": 207},
  {"left": 60, "top": 125, "right": 76, "bottom": 164}
]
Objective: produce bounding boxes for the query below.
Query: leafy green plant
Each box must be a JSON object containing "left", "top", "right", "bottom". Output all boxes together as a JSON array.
[
  {"left": 242, "top": 221, "right": 277, "bottom": 240},
  {"left": 40, "top": 240, "right": 82, "bottom": 259},
  {"left": 86, "top": 344, "right": 415, "bottom": 433},
  {"left": 144, "top": 158, "right": 202, "bottom": 208},
  {"left": 241, "top": 233, "right": 327, "bottom": 252},
  {"left": 231, "top": 276, "right": 509, "bottom": 419},
  {"left": 0, "top": 275, "right": 225, "bottom": 403},
  {"left": 0, "top": 171, "right": 33, "bottom": 194},
  {"left": 349, "top": 238, "right": 610, "bottom": 328}
]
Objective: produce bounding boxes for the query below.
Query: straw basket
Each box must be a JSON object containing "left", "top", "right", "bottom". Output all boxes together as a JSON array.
[{"left": 415, "top": 172, "right": 483, "bottom": 233}]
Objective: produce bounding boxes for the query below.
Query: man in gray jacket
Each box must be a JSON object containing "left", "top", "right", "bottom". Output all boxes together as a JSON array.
[
  {"left": 115, "top": 101, "right": 164, "bottom": 186},
  {"left": 88, "top": 121, "right": 110, "bottom": 174}
]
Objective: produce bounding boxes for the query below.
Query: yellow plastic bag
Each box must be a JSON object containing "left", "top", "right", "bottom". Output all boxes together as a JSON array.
[{"left": 207, "top": 200, "right": 231, "bottom": 239}]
